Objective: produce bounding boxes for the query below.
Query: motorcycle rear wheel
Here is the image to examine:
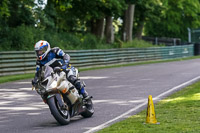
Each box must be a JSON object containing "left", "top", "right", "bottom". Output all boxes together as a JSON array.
[
  {"left": 81, "top": 98, "right": 94, "bottom": 118},
  {"left": 47, "top": 96, "right": 70, "bottom": 125}
]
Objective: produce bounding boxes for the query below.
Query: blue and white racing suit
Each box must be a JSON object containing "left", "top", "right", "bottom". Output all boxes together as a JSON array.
[{"left": 33, "top": 47, "right": 86, "bottom": 95}]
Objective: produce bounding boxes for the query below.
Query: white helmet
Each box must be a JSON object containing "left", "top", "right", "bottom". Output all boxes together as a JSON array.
[{"left": 34, "top": 40, "right": 50, "bottom": 60}]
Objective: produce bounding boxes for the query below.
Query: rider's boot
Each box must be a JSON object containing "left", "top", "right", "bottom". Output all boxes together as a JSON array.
[
  {"left": 80, "top": 86, "right": 89, "bottom": 99},
  {"left": 68, "top": 75, "right": 89, "bottom": 99},
  {"left": 75, "top": 81, "right": 89, "bottom": 99}
]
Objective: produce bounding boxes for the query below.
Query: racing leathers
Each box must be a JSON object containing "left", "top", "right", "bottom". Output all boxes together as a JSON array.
[{"left": 32, "top": 47, "right": 88, "bottom": 98}]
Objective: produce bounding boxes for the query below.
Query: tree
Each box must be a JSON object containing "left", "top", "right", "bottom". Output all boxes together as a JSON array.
[
  {"left": 36, "top": 0, "right": 126, "bottom": 43},
  {"left": 0, "top": 0, "right": 10, "bottom": 29},
  {"left": 0, "top": 0, "right": 36, "bottom": 50},
  {"left": 7, "top": 0, "right": 35, "bottom": 27},
  {"left": 122, "top": 4, "right": 135, "bottom": 41},
  {"left": 133, "top": 0, "right": 163, "bottom": 39},
  {"left": 0, "top": 0, "right": 10, "bottom": 19},
  {"left": 102, "top": 0, "right": 126, "bottom": 43},
  {"left": 121, "top": 0, "right": 164, "bottom": 41},
  {"left": 0, "top": 0, "right": 10, "bottom": 45},
  {"left": 105, "top": 16, "right": 114, "bottom": 43},
  {"left": 91, "top": 18, "right": 105, "bottom": 39},
  {"left": 145, "top": 0, "right": 200, "bottom": 40},
  {"left": 41, "top": 0, "right": 73, "bottom": 31},
  {"left": 70, "top": 0, "right": 125, "bottom": 43}
]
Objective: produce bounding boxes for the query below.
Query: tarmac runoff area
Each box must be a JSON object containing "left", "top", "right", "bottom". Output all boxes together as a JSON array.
[{"left": 1, "top": 58, "right": 200, "bottom": 133}]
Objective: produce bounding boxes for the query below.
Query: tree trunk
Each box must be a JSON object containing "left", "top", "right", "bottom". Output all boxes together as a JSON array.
[
  {"left": 122, "top": 4, "right": 135, "bottom": 42},
  {"left": 96, "top": 18, "right": 105, "bottom": 39},
  {"left": 105, "top": 16, "right": 114, "bottom": 44},
  {"left": 91, "top": 18, "right": 105, "bottom": 39},
  {"left": 134, "top": 20, "right": 145, "bottom": 39},
  {"left": 91, "top": 19, "right": 96, "bottom": 35}
]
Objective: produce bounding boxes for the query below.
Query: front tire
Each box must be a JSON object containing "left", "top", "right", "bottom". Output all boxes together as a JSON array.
[{"left": 47, "top": 96, "right": 70, "bottom": 125}]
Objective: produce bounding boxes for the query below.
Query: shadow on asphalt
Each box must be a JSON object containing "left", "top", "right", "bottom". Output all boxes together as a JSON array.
[{"left": 33, "top": 115, "right": 89, "bottom": 128}]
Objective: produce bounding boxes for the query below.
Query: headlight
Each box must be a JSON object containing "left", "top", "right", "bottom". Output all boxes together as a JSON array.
[{"left": 47, "top": 81, "right": 57, "bottom": 90}]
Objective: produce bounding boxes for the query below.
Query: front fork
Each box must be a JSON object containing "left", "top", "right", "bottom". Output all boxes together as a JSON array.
[{"left": 46, "top": 93, "right": 67, "bottom": 110}]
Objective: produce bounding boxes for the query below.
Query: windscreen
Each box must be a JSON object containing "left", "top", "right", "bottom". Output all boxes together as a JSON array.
[{"left": 43, "top": 66, "right": 53, "bottom": 79}]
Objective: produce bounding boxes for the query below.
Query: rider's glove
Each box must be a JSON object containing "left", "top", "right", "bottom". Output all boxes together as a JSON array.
[
  {"left": 61, "top": 65, "right": 67, "bottom": 70},
  {"left": 61, "top": 60, "right": 69, "bottom": 70}
]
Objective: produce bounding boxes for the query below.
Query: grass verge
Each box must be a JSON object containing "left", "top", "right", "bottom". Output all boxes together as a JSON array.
[
  {"left": 98, "top": 80, "right": 200, "bottom": 133},
  {"left": 0, "top": 73, "right": 34, "bottom": 84},
  {"left": 1, "top": 56, "right": 200, "bottom": 84}
]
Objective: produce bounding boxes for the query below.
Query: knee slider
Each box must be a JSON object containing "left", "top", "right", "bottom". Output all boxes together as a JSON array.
[{"left": 74, "top": 80, "right": 82, "bottom": 89}]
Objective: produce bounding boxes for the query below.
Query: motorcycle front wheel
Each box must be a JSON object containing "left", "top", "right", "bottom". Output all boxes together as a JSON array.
[{"left": 47, "top": 96, "right": 70, "bottom": 125}]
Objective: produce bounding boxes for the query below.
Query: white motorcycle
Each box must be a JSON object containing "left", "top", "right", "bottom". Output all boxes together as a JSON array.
[{"left": 32, "top": 66, "right": 94, "bottom": 125}]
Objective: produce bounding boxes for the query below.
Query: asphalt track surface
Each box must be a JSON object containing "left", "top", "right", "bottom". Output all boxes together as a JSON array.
[{"left": 1, "top": 59, "right": 200, "bottom": 133}]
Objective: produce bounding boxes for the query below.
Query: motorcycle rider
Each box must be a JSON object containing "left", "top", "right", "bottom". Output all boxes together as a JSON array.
[{"left": 31, "top": 40, "right": 89, "bottom": 98}]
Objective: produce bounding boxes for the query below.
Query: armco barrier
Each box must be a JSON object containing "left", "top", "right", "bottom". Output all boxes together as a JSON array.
[{"left": 0, "top": 45, "right": 194, "bottom": 76}]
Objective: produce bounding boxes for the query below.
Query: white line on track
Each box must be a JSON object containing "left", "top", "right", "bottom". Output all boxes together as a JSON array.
[{"left": 84, "top": 76, "right": 200, "bottom": 133}]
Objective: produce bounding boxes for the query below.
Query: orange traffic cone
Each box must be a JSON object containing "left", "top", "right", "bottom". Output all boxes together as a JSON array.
[{"left": 146, "top": 95, "right": 159, "bottom": 124}]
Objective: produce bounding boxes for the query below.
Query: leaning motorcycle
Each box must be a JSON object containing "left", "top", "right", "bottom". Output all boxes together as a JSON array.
[{"left": 32, "top": 66, "right": 94, "bottom": 125}]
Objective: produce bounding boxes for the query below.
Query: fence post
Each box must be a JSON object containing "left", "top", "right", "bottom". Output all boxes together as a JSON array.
[
  {"left": 187, "top": 28, "right": 191, "bottom": 43},
  {"left": 173, "top": 39, "right": 176, "bottom": 46},
  {"left": 155, "top": 37, "right": 158, "bottom": 45}
]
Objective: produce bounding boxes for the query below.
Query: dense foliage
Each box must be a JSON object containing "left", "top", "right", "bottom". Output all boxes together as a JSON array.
[
  {"left": 0, "top": 0, "right": 200, "bottom": 51},
  {"left": 145, "top": 0, "right": 200, "bottom": 40}
]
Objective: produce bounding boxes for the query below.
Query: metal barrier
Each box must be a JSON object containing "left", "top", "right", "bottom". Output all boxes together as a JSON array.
[
  {"left": 0, "top": 45, "right": 194, "bottom": 76},
  {"left": 142, "top": 36, "right": 181, "bottom": 46}
]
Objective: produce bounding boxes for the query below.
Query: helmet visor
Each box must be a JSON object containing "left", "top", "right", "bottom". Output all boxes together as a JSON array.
[{"left": 36, "top": 46, "right": 48, "bottom": 57}]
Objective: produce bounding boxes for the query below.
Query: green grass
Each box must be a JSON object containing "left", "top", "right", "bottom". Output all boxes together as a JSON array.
[
  {"left": 121, "top": 39, "right": 165, "bottom": 48},
  {"left": 1, "top": 56, "right": 200, "bottom": 84},
  {"left": 98, "top": 79, "right": 200, "bottom": 133},
  {"left": 0, "top": 73, "right": 34, "bottom": 84}
]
